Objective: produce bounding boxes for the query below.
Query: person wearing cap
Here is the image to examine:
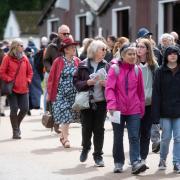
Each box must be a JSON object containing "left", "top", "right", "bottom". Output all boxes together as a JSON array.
[
  {"left": 73, "top": 40, "right": 108, "bottom": 167},
  {"left": 47, "top": 37, "right": 80, "bottom": 148},
  {"left": 106, "top": 43, "right": 146, "bottom": 174},
  {"left": 137, "top": 27, "right": 153, "bottom": 40},
  {"left": 152, "top": 45, "right": 180, "bottom": 173}
]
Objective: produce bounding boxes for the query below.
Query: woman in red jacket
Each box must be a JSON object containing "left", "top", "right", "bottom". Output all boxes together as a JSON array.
[
  {"left": 47, "top": 37, "right": 80, "bottom": 148},
  {"left": 0, "top": 38, "right": 33, "bottom": 139}
]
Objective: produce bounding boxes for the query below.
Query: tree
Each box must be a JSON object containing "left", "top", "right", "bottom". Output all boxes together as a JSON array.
[{"left": 0, "top": 0, "right": 49, "bottom": 39}]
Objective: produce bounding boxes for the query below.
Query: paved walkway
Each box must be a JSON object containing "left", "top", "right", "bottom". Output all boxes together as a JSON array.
[{"left": 0, "top": 109, "right": 179, "bottom": 180}]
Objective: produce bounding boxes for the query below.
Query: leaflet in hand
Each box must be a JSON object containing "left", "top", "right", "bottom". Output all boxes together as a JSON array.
[
  {"left": 89, "top": 68, "right": 107, "bottom": 80},
  {"left": 109, "top": 111, "right": 121, "bottom": 124}
]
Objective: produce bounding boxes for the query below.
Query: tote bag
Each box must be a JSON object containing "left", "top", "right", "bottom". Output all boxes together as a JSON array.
[{"left": 72, "top": 91, "right": 90, "bottom": 111}]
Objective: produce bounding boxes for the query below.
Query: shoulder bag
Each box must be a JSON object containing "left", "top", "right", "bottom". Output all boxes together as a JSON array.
[
  {"left": 72, "top": 91, "right": 90, "bottom": 111},
  {"left": 1, "top": 61, "right": 22, "bottom": 96}
]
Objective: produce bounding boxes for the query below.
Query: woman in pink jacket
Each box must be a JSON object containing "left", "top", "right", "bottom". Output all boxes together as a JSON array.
[{"left": 105, "top": 43, "right": 146, "bottom": 175}]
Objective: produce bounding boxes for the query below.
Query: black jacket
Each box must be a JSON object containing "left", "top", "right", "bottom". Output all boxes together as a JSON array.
[
  {"left": 152, "top": 65, "right": 180, "bottom": 123},
  {"left": 73, "top": 58, "right": 107, "bottom": 92}
]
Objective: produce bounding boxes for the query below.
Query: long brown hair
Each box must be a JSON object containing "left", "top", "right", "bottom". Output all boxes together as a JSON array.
[
  {"left": 137, "top": 38, "right": 157, "bottom": 67},
  {"left": 113, "top": 36, "right": 129, "bottom": 55}
]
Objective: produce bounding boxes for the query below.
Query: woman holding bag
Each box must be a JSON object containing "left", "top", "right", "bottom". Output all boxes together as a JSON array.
[
  {"left": 73, "top": 40, "right": 107, "bottom": 167},
  {"left": 0, "top": 38, "right": 33, "bottom": 139}
]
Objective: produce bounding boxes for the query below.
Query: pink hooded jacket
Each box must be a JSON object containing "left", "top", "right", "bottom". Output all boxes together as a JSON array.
[{"left": 105, "top": 62, "right": 145, "bottom": 117}]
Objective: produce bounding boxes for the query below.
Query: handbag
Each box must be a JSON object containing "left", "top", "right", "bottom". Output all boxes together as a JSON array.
[
  {"left": 0, "top": 80, "right": 14, "bottom": 96},
  {"left": 72, "top": 91, "right": 90, "bottom": 111},
  {"left": 41, "top": 111, "right": 54, "bottom": 128},
  {"left": 0, "top": 61, "right": 22, "bottom": 96}
]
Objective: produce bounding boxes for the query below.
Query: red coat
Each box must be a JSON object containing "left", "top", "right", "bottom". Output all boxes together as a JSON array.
[
  {"left": 47, "top": 56, "right": 80, "bottom": 102},
  {"left": 0, "top": 54, "right": 33, "bottom": 94}
]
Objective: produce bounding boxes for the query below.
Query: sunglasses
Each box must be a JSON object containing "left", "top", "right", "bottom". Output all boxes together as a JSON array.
[{"left": 61, "top": 33, "right": 70, "bottom": 36}]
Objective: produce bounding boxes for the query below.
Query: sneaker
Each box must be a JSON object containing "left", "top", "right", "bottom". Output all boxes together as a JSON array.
[
  {"left": 94, "top": 158, "right": 105, "bottom": 167},
  {"left": 152, "top": 142, "right": 160, "bottom": 153},
  {"left": 158, "top": 159, "right": 166, "bottom": 170},
  {"left": 80, "top": 150, "right": 89, "bottom": 162},
  {"left": 141, "top": 159, "right": 149, "bottom": 169},
  {"left": 0, "top": 113, "right": 5, "bottom": 116},
  {"left": 132, "top": 161, "right": 147, "bottom": 175},
  {"left": 174, "top": 163, "right": 180, "bottom": 174},
  {"left": 113, "top": 163, "right": 123, "bottom": 173}
]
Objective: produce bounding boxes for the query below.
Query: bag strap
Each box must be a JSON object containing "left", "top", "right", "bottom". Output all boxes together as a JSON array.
[
  {"left": 13, "top": 61, "right": 22, "bottom": 81},
  {"left": 112, "top": 63, "right": 139, "bottom": 76},
  {"left": 134, "top": 64, "right": 139, "bottom": 76}
]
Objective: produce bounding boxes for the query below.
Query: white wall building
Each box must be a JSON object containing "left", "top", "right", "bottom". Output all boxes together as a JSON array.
[{"left": 4, "top": 10, "right": 41, "bottom": 48}]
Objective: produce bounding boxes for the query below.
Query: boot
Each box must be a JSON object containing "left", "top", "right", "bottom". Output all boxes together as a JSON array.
[
  {"left": 10, "top": 115, "right": 21, "bottom": 139},
  {"left": 17, "top": 110, "right": 27, "bottom": 136}
]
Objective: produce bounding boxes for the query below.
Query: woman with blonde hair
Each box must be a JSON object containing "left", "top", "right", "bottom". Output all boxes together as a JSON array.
[
  {"left": 0, "top": 38, "right": 33, "bottom": 139},
  {"left": 73, "top": 40, "right": 107, "bottom": 167},
  {"left": 136, "top": 38, "right": 159, "bottom": 166}
]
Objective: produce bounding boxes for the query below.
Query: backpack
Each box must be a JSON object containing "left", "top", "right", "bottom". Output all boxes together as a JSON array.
[{"left": 112, "top": 63, "right": 139, "bottom": 76}]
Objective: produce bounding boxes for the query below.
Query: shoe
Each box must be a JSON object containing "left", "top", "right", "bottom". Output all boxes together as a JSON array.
[
  {"left": 60, "top": 137, "right": 70, "bottom": 148},
  {"left": 132, "top": 161, "right": 147, "bottom": 175},
  {"left": 113, "top": 163, "right": 123, "bottom": 173},
  {"left": 80, "top": 150, "right": 89, "bottom": 162},
  {"left": 141, "top": 159, "right": 149, "bottom": 169},
  {"left": 174, "top": 163, "right": 180, "bottom": 174},
  {"left": 158, "top": 159, "right": 166, "bottom": 170},
  {"left": 152, "top": 142, "right": 160, "bottom": 153},
  {"left": 94, "top": 158, "right": 105, "bottom": 167},
  {"left": 12, "top": 130, "right": 21, "bottom": 139},
  {"left": 0, "top": 113, "right": 5, "bottom": 116},
  {"left": 27, "top": 110, "right": 31, "bottom": 116}
]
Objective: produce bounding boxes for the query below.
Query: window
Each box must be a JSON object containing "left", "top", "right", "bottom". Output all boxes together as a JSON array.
[{"left": 47, "top": 18, "right": 59, "bottom": 37}]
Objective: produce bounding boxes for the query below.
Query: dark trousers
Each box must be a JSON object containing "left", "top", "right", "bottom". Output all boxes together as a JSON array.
[
  {"left": 8, "top": 92, "right": 29, "bottom": 133},
  {"left": 80, "top": 101, "right": 106, "bottom": 160},
  {"left": 140, "top": 105, "right": 153, "bottom": 160}
]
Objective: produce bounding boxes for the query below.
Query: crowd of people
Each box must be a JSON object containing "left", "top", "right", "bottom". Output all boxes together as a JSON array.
[{"left": 0, "top": 24, "right": 180, "bottom": 175}]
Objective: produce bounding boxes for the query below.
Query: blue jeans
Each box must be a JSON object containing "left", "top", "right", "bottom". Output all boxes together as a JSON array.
[
  {"left": 151, "top": 124, "right": 160, "bottom": 144},
  {"left": 112, "top": 114, "right": 141, "bottom": 164},
  {"left": 160, "top": 118, "right": 180, "bottom": 164}
]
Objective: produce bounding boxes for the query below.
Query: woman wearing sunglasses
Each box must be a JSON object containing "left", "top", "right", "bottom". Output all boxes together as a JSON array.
[
  {"left": 0, "top": 38, "right": 33, "bottom": 139},
  {"left": 73, "top": 40, "right": 107, "bottom": 167}
]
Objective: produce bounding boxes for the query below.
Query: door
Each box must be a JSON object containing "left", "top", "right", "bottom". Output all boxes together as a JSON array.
[{"left": 116, "top": 9, "right": 129, "bottom": 38}]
